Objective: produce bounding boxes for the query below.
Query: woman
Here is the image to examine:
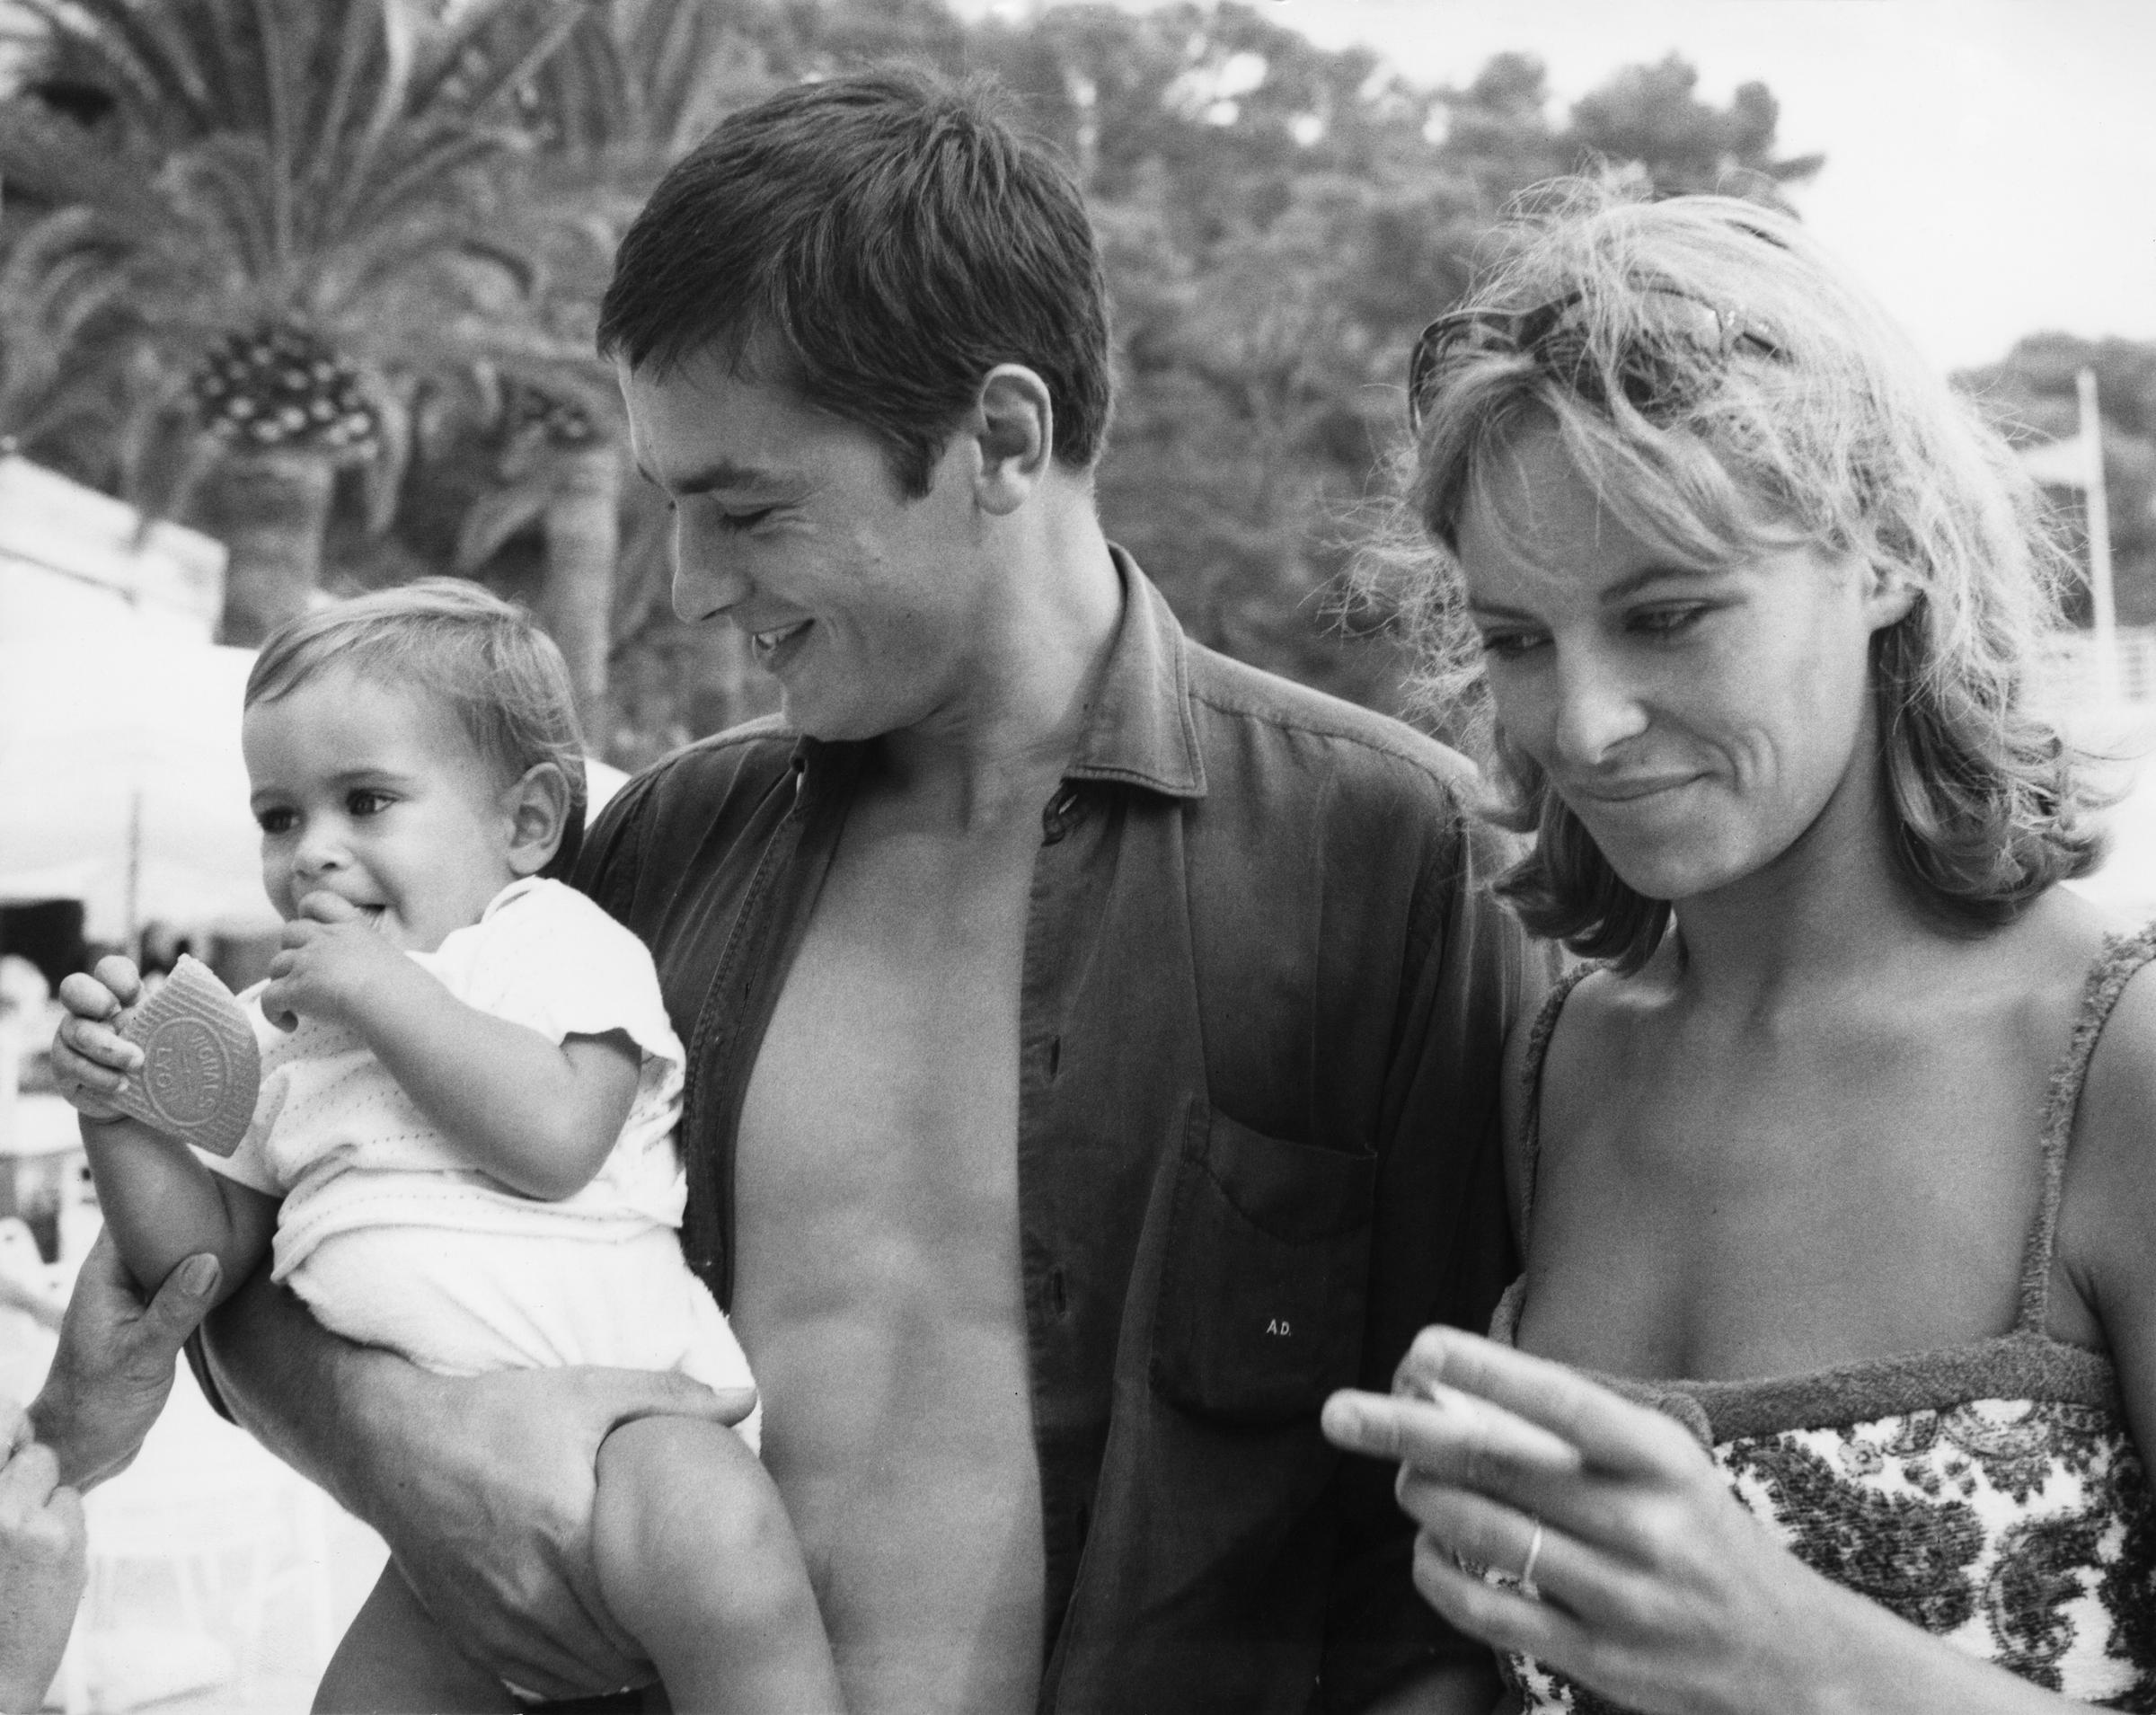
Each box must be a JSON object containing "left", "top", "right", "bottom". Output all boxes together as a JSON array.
[{"left": 1324, "top": 182, "right": 2156, "bottom": 1712}]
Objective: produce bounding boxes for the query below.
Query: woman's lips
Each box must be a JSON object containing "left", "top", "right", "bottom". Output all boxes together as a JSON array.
[{"left": 1568, "top": 774, "right": 1699, "bottom": 805}]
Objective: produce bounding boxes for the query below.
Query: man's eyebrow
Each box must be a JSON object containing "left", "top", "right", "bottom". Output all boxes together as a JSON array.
[{"left": 634, "top": 458, "right": 786, "bottom": 496}]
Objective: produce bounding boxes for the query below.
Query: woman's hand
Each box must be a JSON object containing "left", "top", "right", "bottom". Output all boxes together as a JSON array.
[{"left": 1321, "top": 1326, "right": 1860, "bottom": 1715}]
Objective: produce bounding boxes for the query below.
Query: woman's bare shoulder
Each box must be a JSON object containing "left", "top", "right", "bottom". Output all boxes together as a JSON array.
[
  {"left": 2072, "top": 910, "right": 2156, "bottom": 1155},
  {"left": 2035, "top": 892, "right": 2156, "bottom": 1334}
]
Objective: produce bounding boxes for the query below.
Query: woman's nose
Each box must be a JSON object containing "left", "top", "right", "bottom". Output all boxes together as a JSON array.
[{"left": 1549, "top": 649, "right": 1650, "bottom": 770}]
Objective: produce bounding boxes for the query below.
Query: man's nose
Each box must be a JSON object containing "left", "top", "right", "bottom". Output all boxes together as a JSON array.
[
  {"left": 669, "top": 521, "right": 753, "bottom": 623},
  {"left": 1549, "top": 648, "right": 1650, "bottom": 771}
]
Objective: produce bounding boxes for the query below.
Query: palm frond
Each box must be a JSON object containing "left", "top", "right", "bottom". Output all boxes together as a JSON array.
[
  {"left": 455, "top": 481, "right": 552, "bottom": 572},
  {"left": 242, "top": 0, "right": 298, "bottom": 268},
  {"left": 162, "top": 137, "right": 283, "bottom": 292},
  {"left": 300, "top": 0, "right": 391, "bottom": 207},
  {"left": 11, "top": 0, "right": 202, "bottom": 137}
]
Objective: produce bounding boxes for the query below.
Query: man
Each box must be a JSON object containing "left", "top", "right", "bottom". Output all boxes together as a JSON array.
[{"left": 190, "top": 69, "right": 1530, "bottom": 1712}]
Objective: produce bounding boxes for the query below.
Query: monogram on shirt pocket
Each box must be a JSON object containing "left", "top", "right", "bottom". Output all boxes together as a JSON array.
[{"left": 1148, "top": 1104, "right": 1377, "bottom": 1425}]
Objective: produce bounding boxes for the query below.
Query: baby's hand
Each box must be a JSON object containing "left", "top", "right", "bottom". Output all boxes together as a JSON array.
[
  {"left": 262, "top": 893, "right": 414, "bottom": 1032},
  {"left": 51, "top": 957, "right": 146, "bottom": 1122}
]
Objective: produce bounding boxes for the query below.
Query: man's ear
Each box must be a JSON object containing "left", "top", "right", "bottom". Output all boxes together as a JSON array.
[
  {"left": 503, "top": 761, "right": 573, "bottom": 877},
  {"left": 971, "top": 365, "right": 1055, "bottom": 517}
]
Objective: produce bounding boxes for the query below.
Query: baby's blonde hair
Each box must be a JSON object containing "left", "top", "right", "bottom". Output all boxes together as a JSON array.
[
  {"left": 245, "top": 579, "right": 588, "bottom": 873},
  {"left": 1365, "top": 180, "right": 2102, "bottom": 968}
]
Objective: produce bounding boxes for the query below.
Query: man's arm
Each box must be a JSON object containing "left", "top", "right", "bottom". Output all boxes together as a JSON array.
[{"left": 202, "top": 1259, "right": 754, "bottom": 1698}]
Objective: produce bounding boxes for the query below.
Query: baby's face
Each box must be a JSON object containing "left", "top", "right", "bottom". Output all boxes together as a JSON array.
[{"left": 242, "top": 667, "right": 521, "bottom": 952}]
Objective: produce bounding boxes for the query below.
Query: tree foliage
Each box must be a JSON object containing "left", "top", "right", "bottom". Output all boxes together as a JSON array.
[
  {"left": 0, "top": 0, "right": 598, "bottom": 638},
  {"left": 2, "top": 0, "right": 1833, "bottom": 749}
]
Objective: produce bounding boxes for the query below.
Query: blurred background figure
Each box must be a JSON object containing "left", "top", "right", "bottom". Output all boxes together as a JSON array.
[{"left": 130, "top": 927, "right": 193, "bottom": 991}]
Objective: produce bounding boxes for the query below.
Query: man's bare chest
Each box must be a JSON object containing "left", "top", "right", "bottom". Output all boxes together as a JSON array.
[
  {"left": 731, "top": 812, "right": 1038, "bottom": 1270},
  {"left": 724, "top": 804, "right": 1051, "bottom": 1710}
]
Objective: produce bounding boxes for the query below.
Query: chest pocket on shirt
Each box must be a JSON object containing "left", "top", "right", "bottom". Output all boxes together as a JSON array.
[{"left": 1149, "top": 1105, "right": 1376, "bottom": 1425}]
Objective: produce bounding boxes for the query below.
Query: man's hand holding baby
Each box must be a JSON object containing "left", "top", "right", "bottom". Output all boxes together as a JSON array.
[{"left": 263, "top": 892, "right": 427, "bottom": 1033}]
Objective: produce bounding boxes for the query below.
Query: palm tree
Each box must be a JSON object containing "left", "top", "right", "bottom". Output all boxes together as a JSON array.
[
  {"left": 453, "top": 375, "right": 621, "bottom": 735},
  {"left": 0, "top": 0, "right": 595, "bottom": 643},
  {"left": 442, "top": 0, "right": 782, "bottom": 750}
]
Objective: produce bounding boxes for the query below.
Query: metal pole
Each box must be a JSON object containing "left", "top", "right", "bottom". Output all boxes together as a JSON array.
[
  {"left": 125, "top": 787, "right": 142, "bottom": 950},
  {"left": 2079, "top": 367, "right": 2117, "bottom": 702}
]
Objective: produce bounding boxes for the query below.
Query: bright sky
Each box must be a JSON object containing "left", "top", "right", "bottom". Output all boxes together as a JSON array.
[{"left": 959, "top": 0, "right": 2156, "bottom": 375}]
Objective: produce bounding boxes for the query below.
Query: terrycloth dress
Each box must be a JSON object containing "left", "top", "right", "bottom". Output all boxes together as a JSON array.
[{"left": 1493, "top": 925, "right": 2156, "bottom": 1711}]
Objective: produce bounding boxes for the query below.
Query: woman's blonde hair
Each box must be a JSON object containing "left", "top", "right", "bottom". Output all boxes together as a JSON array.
[{"left": 1365, "top": 180, "right": 2103, "bottom": 969}]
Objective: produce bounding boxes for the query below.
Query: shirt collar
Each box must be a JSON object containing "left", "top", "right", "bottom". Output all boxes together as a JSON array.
[
  {"left": 1064, "top": 545, "right": 1207, "bottom": 800},
  {"left": 793, "top": 544, "right": 1208, "bottom": 801}
]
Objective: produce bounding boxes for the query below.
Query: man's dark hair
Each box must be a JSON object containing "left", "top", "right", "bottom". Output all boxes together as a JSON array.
[{"left": 597, "top": 67, "right": 1112, "bottom": 499}]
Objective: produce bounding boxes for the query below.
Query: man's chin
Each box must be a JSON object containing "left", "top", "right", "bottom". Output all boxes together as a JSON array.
[{"left": 777, "top": 688, "right": 884, "bottom": 743}]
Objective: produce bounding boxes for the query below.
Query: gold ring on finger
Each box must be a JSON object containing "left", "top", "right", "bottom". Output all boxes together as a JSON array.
[{"left": 1518, "top": 1516, "right": 1545, "bottom": 1601}]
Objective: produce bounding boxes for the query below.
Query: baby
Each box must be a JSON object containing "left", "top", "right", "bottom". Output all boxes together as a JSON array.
[{"left": 57, "top": 580, "right": 841, "bottom": 1712}]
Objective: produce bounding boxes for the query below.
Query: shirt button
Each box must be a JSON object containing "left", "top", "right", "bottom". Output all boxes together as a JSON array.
[{"left": 1040, "top": 784, "right": 1083, "bottom": 844}]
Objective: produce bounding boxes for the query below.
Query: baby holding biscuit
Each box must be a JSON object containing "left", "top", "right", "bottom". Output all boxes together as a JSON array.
[{"left": 56, "top": 580, "right": 842, "bottom": 1712}]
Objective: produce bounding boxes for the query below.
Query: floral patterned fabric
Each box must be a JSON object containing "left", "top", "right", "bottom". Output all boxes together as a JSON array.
[
  {"left": 1503, "top": 1397, "right": 2156, "bottom": 1711},
  {"left": 1497, "top": 926, "right": 2156, "bottom": 1712}
]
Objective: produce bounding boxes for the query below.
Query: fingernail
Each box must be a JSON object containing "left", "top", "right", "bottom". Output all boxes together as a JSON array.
[
  {"left": 176, "top": 1255, "right": 220, "bottom": 1295},
  {"left": 1321, "top": 1392, "right": 1370, "bottom": 1441}
]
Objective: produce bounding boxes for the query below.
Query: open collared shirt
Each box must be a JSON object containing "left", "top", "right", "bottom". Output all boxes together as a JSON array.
[{"left": 573, "top": 550, "right": 1532, "bottom": 1711}]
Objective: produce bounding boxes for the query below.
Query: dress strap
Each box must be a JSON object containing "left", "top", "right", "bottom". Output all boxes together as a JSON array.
[
  {"left": 1517, "top": 962, "right": 1599, "bottom": 1229},
  {"left": 2016, "top": 921, "right": 2156, "bottom": 1333}
]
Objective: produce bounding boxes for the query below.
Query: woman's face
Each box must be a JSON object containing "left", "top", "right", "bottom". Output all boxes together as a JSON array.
[{"left": 1455, "top": 425, "right": 1914, "bottom": 905}]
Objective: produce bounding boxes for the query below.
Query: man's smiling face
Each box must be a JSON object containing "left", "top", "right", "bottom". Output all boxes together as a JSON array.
[
  {"left": 242, "top": 666, "right": 520, "bottom": 952},
  {"left": 622, "top": 345, "right": 989, "bottom": 743}
]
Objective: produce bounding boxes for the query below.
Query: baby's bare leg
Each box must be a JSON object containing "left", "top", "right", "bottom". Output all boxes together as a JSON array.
[
  {"left": 595, "top": 1414, "right": 844, "bottom": 1715},
  {"left": 315, "top": 1562, "right": 520, "bottom": 1713}
]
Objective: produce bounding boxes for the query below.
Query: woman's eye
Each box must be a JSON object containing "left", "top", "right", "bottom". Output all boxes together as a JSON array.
[
  {"left": 1631, "top": 605, "right": 1710, "bottom": 639},
  {"left": 1479, "top": 630, "right": 1546, "bottom": 660}
]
